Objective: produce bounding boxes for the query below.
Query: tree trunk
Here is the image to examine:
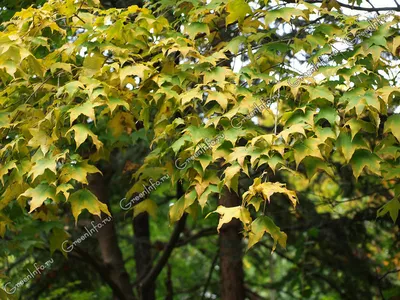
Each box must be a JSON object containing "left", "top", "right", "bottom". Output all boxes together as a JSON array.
[
  {"left": 133, "top": 212, "right": 156, "bottom": 300},
  {"left": 218, "top": 187, "right": 245, "bottom": 300},
  {"left": 89, "top": 173, "right": 136, "bottom": 300}
]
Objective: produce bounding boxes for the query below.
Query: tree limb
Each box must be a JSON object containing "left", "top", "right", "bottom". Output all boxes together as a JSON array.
[
  {"left": 139, "top": 213, "right": 188, "bottom": 288},
  {"left": 304, "top": 0, "right": 400, "bottom": 12},
  {"left": 201, "top": 250, "right": 219, "bottom": 300}
]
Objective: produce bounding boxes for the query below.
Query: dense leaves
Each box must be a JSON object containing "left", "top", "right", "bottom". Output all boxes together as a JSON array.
[{"left": 0, "top": 0, "right": 399, "bottom": 298}]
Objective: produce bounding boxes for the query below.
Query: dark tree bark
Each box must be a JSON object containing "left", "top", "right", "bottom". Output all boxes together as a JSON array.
[
  {"left": 133, "top": 212, "right": 155, "bottom": 300},
  {"left": 100, "top": 0, "right": 143, "bottom": 8},
  {"left": 165, "top": 264, "right": 173, "bottom": 300},
  {"left": 89, "top": 173, "right": 136, "bottom": 300},
  {"left": 218, "top": 187, "right": 245, "bottom": 300}
]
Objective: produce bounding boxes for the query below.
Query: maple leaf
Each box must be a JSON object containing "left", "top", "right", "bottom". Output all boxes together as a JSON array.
[
  {"left": 68, "top": 189, "right": 111, "bottom": 223},
  {"left": 20, "top": 183, "right": 58, "bottom": 213},
  {"left": 247, "top": 216, "right": 287, "bottom": 252},
  {"left": 208, "top": 205, "right": 252, "bottom": 232}
]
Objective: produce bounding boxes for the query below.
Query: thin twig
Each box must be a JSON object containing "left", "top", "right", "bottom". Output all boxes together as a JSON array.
[
  {"left": 304, "top": 0, "right": 400, "bottom": 12},
  {"left": 201, "top": 250, "right": 219, "bottom": 300},
  {"left": 378, "top": 268, "right": 400, "bottom": 281}
]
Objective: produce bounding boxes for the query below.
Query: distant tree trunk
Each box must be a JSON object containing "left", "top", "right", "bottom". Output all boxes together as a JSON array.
[
  {"left": 218, "top": 187, "right": 245, "bottom": 300},
  {"left": 89, "top": 173, "right": 136, "bottom": 300},
  {"left": 133, "top": 212, "right": 156, "bottom": 300}
]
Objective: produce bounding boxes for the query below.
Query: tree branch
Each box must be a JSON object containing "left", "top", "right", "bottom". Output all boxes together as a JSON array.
[
  {"left": 176, "top": 227, "right": 217, "bottom": 247},
  {"left": 139, "top": 213, "right": 188, "bottom": 288},
  {"left": 72, "top": 246, "right": 130, "bottom": 300},
  {"left": 304, "top": 0, "right": 400, "bottom": 12},
  {"left": 201, "top": 250, "right": 219, "bottom": 300},
  {"left": 379, "top": 268, "right": 400, "bottom": 281}
]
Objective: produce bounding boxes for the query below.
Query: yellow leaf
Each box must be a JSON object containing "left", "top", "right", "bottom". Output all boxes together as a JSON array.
[
  {"left": 169, "top": 189, "right": 197, "bottom": 223},
  {"left": 209, "top": 205, "right": 252, "bottom": 232},
  {"left": 0, "top": 160, "right": 17, "bottom": 185},
  {"left": 68, "top": 101, "right": 96, "bottom": 126},
  {"left": 27, "top": 156, "right": 57, "bottom": 181},
  {"left": 20, "top": 183, "right": 57, "bottom": 213},
  {"left": 279, "top": 123, "right": 307, "bottom": 143},
  {"left": 83, "top": 52, "right": 105, "bottom": 76},
  {"left": 59, "top": 161, "right": 101, "bottom": 184},
  {"left": 133, "top": 199, "right": 157, "bottom": 218},
  {"left": 28, "top": 128, "right": 53, "bottom": 155},
  {"left": 50, "top": 62, "right": 72, "bottom": 74},
  {"left": 223, "top": 163, "right": 241, "bottom": 193},
  {"left": 107, "top": 111, "right": 135, "bottom": 138},
  {"left": 244, "top": 179, "right": 298, "bottom": 208},
  {"left": 0, "top": 213, "right": 13, "bottom": 238},
  {"left": 120, "top": 65, "right": 151, "bottom": 86},
  {"left": 56, "top": 183, "right": 74, "bottom": 199}
]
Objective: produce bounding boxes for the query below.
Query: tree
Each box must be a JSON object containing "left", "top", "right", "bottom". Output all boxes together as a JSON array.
[{"left": 0, "top": 0, "right": 399, "bottom": 299}]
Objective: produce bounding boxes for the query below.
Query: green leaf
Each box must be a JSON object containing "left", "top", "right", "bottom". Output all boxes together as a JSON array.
[
  {"left": 50, "top": 62, "right": 72, "bottom": 74},
  {"left": 68, "top": 189, "right": 111, "bottom": 223},
  {"left": 66, "top": 124, "right": 103, "bottom": 150},
  {"left": 184, "top": 125, "right": 218, "bottom": 144},
  {"left": 337, "top": 131, "right": 369, "bottom": 162},
  {"left": 49, "top": 228, "right": 70, "bottom": 257},
  {"left": 59, "top": 161, "right": 101, "bottom": 184},
  {"left": 302, "top": 157, "right": 334, "bottom": 180},
  {"left": 184, "top": 22, "right": 210, "bottom": 39},
  {"left": 349, "top": 149, "right": 381, "bottom": 180},
  {"left": 171, "top": 135, "right": 191, "bottom": 154},
  {"left": 315, "top": 107, "right": 338, "bottom": 126},
  {"left": 56, "top": 183, "right": 74, "bottom": 199},
  {"left": 264, "top": 7, "right": 307, "bottom": 25},
  {"left": 82, "top": 52, "right": 105, "bottom": 76},
  {"left": 204, "top": 67, "right": 228, "bottom": 84},
  {"left": 345, "top": 118, "right": 376, "bottom": 140},
  {"left": 63, "top": 81, "right": 85, "bottom": 98},
  {"left": 304, "top": 86, "right": 334, "bottom": 103},
  {"left": 223, "top": 36, "right": 246, "bottom": 54},
  {"left": 68, "top": 101, "right": 96, "bottom": 126},
  {"left": 107, "top": 97, "right": 130, "bottom": 114},
  {"left": 384, "top": 115, "right": 400, "bottom": 143},
  {"left": 293, "top": 138, "right": 324, "bottom": 167},
  {"left": 257, "top": 155, "right": 285, "bottom": 174},
  {"left": 226, "top": 0, "right": 252, "bottom": 26},
  {"left": 248, "top": 216, "right": 287, "bottom": 251},
  {"left": 0, "top": 213, "right": 13, "bottom": 238},
  {"left": 377, "top": 198, "right": 400, "bottom": 223}
]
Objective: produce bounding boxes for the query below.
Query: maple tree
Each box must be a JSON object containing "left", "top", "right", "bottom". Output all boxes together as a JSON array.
[{"left": 0, "top": 0, "right": 399, "bottom": 299}]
